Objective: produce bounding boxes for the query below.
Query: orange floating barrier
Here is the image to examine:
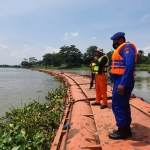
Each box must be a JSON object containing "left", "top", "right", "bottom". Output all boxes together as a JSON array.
[{"left": 34, "top": 69, "right": 150, "bottom": 150}]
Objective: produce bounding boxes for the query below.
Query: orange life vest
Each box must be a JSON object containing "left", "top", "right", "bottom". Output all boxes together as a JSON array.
[{"left": 110, "top": 42, "right": 138, "bottom": 75}]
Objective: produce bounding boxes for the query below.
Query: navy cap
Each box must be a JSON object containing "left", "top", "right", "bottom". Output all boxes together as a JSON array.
[{"left": 110, "top": 32, "right": 125, "bottom": 40}]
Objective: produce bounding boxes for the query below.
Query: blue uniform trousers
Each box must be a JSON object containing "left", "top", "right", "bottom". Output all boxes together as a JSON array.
[{"left": 112, "top": 78, "right": 134, "bottom": 128}]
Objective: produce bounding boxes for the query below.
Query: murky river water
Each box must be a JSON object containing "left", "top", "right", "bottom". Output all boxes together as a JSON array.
[
  {"left": 133, "top": 71, "right": 150, "bottom": 103},
  {"left": 0, "top": 68, "right": 150, "bottom": 117},
  {"left": 0, "top": 68, "right": 60, "bottom": 117}
]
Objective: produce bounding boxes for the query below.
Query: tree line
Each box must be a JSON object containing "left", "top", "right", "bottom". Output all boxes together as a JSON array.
[{"left": 20, "top": 45, "right": 150, "bottom": 68}]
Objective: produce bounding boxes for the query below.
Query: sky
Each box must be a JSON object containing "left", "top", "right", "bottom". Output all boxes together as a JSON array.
[{"left": 0, "top": 0, "right": 150, "bottom": 65}]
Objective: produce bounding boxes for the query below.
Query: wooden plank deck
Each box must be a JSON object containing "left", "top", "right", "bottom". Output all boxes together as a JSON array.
[
  {"left": 65, "top": 72, "right": 150, "bottom": 150},
  {"left": 38, "top": 70, "right": 150, "bottom": 150}
]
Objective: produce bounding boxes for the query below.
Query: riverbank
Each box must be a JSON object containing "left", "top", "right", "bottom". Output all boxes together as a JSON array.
[
  {"left": 34, "top": 64, "right": 150, "bottom": 71},
  {"left": 136, "top": 64, "right": 150, "bottom": 71},
  {"left": 0, "top": 79, "right": 67, "bottom": 150}
]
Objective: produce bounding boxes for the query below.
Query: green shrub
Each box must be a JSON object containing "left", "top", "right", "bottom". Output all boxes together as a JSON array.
[{"left": 0, "top": 85, "right": 67, "bottom": 150}]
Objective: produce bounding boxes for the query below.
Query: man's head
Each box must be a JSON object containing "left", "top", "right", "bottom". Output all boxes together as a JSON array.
[
  {"left": 96, "top": 48, "right": 104, "bottom": 58},
  {"left": 110, "top": 32, "right": 126, "bottom": 49}
]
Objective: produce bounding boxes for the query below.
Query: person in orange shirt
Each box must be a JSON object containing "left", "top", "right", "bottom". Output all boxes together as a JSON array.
[{"left": 91, "top": 48, "right": 109, "bottom": 109}]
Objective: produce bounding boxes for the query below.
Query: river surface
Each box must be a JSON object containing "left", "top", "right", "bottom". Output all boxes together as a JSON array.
[
  {"left": 0, "top": 69, "right": 150, "bottom": 117},
  {"left": 0, "top": 68, "right": 60, "bottom": 117}
]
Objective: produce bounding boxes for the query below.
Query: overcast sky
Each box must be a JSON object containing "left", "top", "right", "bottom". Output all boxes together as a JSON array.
[{"left": 0, "top": 0, "right": 150, "bottom": 65}]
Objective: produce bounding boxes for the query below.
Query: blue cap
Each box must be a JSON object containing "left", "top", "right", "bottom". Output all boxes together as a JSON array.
[{"left": 110, "top": 32, "right": 125, "bottom": 40}]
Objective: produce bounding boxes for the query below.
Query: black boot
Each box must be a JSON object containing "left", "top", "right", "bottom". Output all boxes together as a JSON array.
[
  {"left": 100, "top": 105, "right": 107, "bottom": 109},
  {"left": 113, "top": 126, "right": 132, "bottom": 137},
  {"left": 91, "top": 102, "right": 101, "bottom": 106},
  {"left": 109, "top": 128, "right": 128, "bottom": 139}
]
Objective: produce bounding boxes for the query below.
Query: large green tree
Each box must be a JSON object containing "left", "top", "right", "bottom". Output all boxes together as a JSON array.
[
  {"left": 42, "top": 53, "right": 53, "bottom": 66},
  {"left": 137, "top": 50, "right": 145, "bottom": 64},
  {"left": 29, "top": 57, "right": 37, "bottom": 65},
  {"left": 51, "top": 53, "right": 62, "bottom": 67},
  {"left": 83, "top": 45, "right": 97, "bottom": 65},
  {"left": 59, "top": 45, "right": 82, "bottom": 66},
  {"left": 20, "top": 61, "right": 32, "bottom": 68}
]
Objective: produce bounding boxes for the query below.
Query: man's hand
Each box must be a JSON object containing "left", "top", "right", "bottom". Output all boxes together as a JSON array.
[
  {"left": 117, "top": 85, "right": 125, "bottom": 95},
  {"left": 94, "top": 56, "right": 98, "bottom": 60}
]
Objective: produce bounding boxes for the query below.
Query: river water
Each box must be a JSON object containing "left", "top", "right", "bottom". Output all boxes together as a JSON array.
[
  {"left": 0, "top": 68, "right": 60, "bottom": 117},
  {"left": 0, "top": 68, "right": 150, "bottom": 117}
]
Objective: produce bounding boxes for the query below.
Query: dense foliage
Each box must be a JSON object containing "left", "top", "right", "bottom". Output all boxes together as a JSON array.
[
  {"left": 82, "top": 46, "right": 98, "bottom": 64},
  {"left": 0, "top": 84, "right": 67, "bottom": 150},
  {"left": 59, "top": 45, "right": 83, "bottom": 66},
  {"left": 20, "top": 44, "right": 150, "bottom": 68}
]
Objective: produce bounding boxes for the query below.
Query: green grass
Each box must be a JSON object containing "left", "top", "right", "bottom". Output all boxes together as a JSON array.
[
  {"left": 35, "top": 64, "right": 150, "bottom": 71},
  {"left": 136, "top": 64, "right": 150, "bottom": 71},
  {"left": 35, "top": 64, "right": 91, "bottom": 70}
]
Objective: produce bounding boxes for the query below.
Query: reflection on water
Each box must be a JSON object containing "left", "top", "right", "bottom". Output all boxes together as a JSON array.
[
  {"left": 0, "top": 68, "right": 60, "bottom": 117},
  {"left": 62, "top": 70, "right": 150, "bottom": 103},
  {"left": 133, "top": 71, "right": 150, "bottom": 103}
]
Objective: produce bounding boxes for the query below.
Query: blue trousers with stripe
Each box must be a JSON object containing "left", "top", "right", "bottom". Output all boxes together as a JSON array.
[{"left": 112, "top": 80, "right": 134, "bottom": 128}]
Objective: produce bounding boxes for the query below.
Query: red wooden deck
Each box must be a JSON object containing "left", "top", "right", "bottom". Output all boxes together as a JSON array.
[{"left": 35, "top": 69, "right": 150, "bottom": 150}]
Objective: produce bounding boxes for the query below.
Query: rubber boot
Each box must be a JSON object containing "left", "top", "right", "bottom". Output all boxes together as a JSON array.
[
  {"left": 113, "top": 126, "right": 132, "bottom": 137},
  {"left": 109, "top": 128, "right": 128, "bottom": 139}
]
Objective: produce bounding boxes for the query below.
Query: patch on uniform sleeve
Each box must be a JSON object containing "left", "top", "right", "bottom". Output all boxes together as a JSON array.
[{"left": 124, "top": 48, "right": 130, "bottom": 55}]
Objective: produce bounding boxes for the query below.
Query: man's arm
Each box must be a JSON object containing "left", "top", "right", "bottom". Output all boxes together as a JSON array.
[{"left": 117, "top": 45, "right": 135, "bottom": 94}]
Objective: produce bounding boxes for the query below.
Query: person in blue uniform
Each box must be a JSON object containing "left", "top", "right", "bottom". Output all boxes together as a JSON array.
[{"left": 109, "top": 32, "right": 138, "bottom": 139}]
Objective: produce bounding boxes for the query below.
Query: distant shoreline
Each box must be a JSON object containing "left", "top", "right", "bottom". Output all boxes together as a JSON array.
[
  {"left": 0, "top": 64, "right": 149, "bottom": 71},
  {"left": 32, "top": 64, "right": 150, "bottom": 71}
]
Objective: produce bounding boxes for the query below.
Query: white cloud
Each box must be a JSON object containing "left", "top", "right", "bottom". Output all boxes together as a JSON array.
[
  {"left": 9, "top": 45, "right": 60, "bottom": 63},
  {"left": 143, "top": 46, "right": 150, "bottom": 55},
  {"left": 43, "top": 45, "right": 60, "bottom": 54},
  {"left": 10, "top": 50, "right": 20, "bottom": 57},
  {"left": 141, "top": 14, "right": 150, "bottom": 22},
  {"left": 0, "top": 44, "right": 8, "bottom": 49},
  {"left": 23, "top": 44, "right": 32, "bottom": 51},
  {"left": 10, "top": 49, "right": 28, "bottom": 58},
  {"left": 10, "top": 44, "right": 31, "bottom": 58},
  {"left": 64, "top": 32, "right": 68, "bottom": 36},
  {"left": 64, "top": 32, "right": 69, "bottom": 40},
  {"left": 5, "top": 44, "right": 61, "bottom": 65},
  {"left": 64, "top": 32, "right": 79, "bottom": 40},
  {"left": 92, "top": 37, "right": 96, "bottom": 40},
  {"left": 71, "top": 32, "right": 79, "bottom": 37}
]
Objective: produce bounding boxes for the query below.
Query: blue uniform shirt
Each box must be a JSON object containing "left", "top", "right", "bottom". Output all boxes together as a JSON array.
[{"left": 119, "top": 44, "right": 136, "bottom": 87}]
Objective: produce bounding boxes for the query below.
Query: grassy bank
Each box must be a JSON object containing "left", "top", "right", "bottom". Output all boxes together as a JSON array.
[
  {"left": 0, "top": 83, "right": 67, "bottom": 150},
  {"left": 136, "top": 64, "right": 150, "bottom": 71},
  {"left": 35, "top": 64, "right": 150, "bottom": 71},
  {"left": 35, "top": 64, "right": 90, "bottom": 70}
]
